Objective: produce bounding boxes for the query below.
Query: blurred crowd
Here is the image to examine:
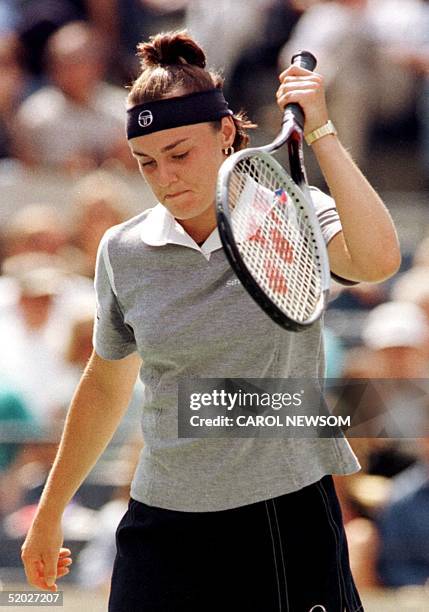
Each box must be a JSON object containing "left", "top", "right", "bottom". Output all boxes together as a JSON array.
[
  {"left": 0, "top": 0, "right": 429, "bottom": 599},
  {"left": 0, "top": 0, "right": 428, "bottom": 178}
]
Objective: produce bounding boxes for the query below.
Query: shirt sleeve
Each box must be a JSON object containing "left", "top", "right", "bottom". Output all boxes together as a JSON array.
[
  {"left": 92, "top": 232, "right": 137, "bottom": 360},
  {"left": 309, "top": 186, "right": 359, "bottom": 286},
  {"left": 309, "top": 186, "right": 342, "bottom": 246}
]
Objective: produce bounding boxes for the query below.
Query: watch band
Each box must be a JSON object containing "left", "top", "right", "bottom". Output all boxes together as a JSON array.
[{"left": 305, "top": 120, "right": 337, "bottom": 146}]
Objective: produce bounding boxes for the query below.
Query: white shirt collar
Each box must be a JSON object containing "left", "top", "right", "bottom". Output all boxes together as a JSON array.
[{"left": 140, "top": 203, "right": 222, "bottom": 261}]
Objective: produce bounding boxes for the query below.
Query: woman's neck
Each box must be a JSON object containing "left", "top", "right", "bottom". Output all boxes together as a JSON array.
[{"left": 176, "top": 208, "right": 217, "bottom": 246}]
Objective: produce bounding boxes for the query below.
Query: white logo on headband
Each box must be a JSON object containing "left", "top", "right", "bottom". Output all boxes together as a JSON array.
[{"left": 138, "top": 110, "right": 154, "bottom": 128}]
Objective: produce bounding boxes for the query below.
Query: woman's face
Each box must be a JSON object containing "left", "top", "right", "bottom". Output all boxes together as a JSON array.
[{"left": 128, "top": 118, "right": 235, "bottom": 230}]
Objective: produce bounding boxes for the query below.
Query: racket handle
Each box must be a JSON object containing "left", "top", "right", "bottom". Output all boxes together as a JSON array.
[
  {"left": 291, "top": 50, "right": 317, "bottom": 72},
  {"left": 284, "top": 50, "right": 318, "bottom": 131}
]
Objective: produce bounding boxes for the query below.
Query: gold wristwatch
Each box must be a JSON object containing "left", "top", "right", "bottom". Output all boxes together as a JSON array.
[{"left": 305, "top": 120, "right": 337, "bottom": 146}]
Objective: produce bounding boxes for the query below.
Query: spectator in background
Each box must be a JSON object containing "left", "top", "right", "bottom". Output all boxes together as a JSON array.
[
  {"left": 1, "top": 173, "right": 135, "bottom": 279},
  {"left": 119, "top": 0, "right": 188, "bottom": 73},
  {"left": 279, "top": 0, "right": 377, "bottom": 166},
  {"left": 391, "top": 265, "right": 429, "bottom": 332},
  {"left": 63, "top": 310, "right": 95, "bottom": 377},
  {"left": 413, "top": 234, "right": 429, "bottom": 268},
  {"left": 14, "top": 0, "right": 188, "bottom": 81},
  {"left": 331, "top": 339, "right": 424, "bottom": 590},
  {"left": 16, "top": 0, "right": 121, "bottom": 80},
  {"left": 0, "top": 375, "right": 38, "bottom": 517},
  {"left": 187, "top": 0, "right": 300, "bottom": 153},
  {"left": 0, "top": 203, "right": 94, "bottom": 318},
  {"left": 376, "top": 436, "right": 429, "bottom": 587},
  {"left": 373, "top": 0, "right": 429, "bottom": 183},
  {"left": 0, "top": 33, "right": 28, "bottom": 161},
  {"left": 0, "top": 1, "right": 18, "bottom": 33},
  {"left": 324, "top": 326, "right": 346, "bottom": 378},
  {"left": 68, "top": 170, "right": 135, "bottom": 277},
  {"left": 0, "top": 253, "right": 86, "bottom": 427},
  {"left": 341, "top": 345, "right": 385, "bottom": 379},
  {"left": 331, "top": 344, "right": 397, "bottom": 591},
  {"left": 279, "top": 0, "right": 425, "bottom": 169},
  {"left": 359, "top": 301, "right": 428, "bottom": 478},
  {"left": 16, "top": 1, "right": 89, "bottom": 81},
  {"left": 186, "top": 0, "right": 274, "bottom": 84},
  {"left": 15, "top": 21, "right": 130, "bottom": 172},
  {"left": 0, "top": 202, "right": 96, "bottom": 345},
  {"left": 215, "top": 1, "right": 302, "bottom": 119},
  {"left": 0, "top": 380, "right": 34, "bottom": 473},
  {"left": 361, "top": 300, "right": 429, "bottom": 379},
  {"left": 2, "top": 204, "right": 68, "bottom": 261}
]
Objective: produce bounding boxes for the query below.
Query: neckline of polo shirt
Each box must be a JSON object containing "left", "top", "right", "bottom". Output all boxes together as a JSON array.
[
  {"left": 140, "top": 203, "right": 223, "bottom": 256},
  {"left": 198, "top": 225, "right": 221, "bottom": 251},
  {"left": 140, "top": 203, "right": 173, "bottom": 246}
]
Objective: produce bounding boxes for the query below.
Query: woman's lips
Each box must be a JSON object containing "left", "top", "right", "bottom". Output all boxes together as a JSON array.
[{"left": 165, "top": 190, "right": 190, "bottom": 200}]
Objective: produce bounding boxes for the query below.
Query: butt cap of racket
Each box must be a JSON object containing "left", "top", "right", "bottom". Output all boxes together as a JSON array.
[{"left": 291, "top": 50, "right": 317, "bottom": 72}]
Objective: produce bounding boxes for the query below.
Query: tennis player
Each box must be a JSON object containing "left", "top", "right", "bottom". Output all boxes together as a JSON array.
[{"left": 21, "top": 31, "right": 400, "bottom": 611}]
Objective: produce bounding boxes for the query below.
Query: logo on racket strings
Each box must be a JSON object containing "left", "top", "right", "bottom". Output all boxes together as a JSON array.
[
  {"left": 138, "top": 110, "right": 154, "bottom": 128},
  {"left": 247, "top": 206, "right": 294, "bottom": 296},
  {"left": 248, "top": 209, "right": 294, "bottom": 265},
  {"left": 274, "top": 188, "right": 288, "bottom": 205},
  {"left": 264, "top": 261, "right": 289, "bottom": 295}
]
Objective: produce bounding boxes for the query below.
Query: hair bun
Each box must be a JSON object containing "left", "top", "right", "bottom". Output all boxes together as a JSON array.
[{"left": 137, "top": 31, "right": 206, "bottom": 69}]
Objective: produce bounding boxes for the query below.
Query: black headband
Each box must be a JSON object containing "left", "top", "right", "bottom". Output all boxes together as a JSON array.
[{"left": 126, "top": 89, "right": 233, "bottom": 140}]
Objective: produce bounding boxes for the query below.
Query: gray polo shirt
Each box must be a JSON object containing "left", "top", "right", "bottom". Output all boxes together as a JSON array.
[{"left": 93, "top": 187, "right": 360, "bottom": 512}]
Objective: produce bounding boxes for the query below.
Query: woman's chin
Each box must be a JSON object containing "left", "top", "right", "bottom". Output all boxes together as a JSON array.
[{"left": 167, "top": 199, "right": 212, "bottom": 221}]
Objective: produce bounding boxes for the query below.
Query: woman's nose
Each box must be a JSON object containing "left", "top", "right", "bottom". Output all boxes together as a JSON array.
[{"left": 156, "top": 161, "right": 178, "bottom": 187}]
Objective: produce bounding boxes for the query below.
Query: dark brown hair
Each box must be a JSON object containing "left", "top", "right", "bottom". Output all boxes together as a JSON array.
[{"left": 128, "top": 30, "right": 256, "bottom": 150}]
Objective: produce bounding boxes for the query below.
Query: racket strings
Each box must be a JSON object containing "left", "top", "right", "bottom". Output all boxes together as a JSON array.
[
  {"left": 261, "top": 212, "right": 319, "bottom": 319},
  {"left": 227, "top": 156, "right": 323, "bottom": 322}
]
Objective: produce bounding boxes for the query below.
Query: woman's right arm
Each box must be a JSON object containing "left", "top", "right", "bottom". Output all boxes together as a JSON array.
[{"left": 21, "top": 349, "right": 142, "bottom": 591}]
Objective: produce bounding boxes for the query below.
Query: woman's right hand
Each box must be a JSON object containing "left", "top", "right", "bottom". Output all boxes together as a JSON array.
[
  {"left": 21, "top": 519, "right": 73, "bottom": 591},
  {"left": 20, "top": 351, "right": 142, "bottom": 591}
]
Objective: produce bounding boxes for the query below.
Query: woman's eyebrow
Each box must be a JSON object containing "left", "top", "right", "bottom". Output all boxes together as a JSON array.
[{"left": 133, "top": 138, "right": 190, "bottom": 158}]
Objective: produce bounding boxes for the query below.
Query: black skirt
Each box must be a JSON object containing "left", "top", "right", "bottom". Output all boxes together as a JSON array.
[{"left": 108, "top": 475, "right": 363, "bottom": 612}]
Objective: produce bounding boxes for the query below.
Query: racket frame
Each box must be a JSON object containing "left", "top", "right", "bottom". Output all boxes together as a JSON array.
[{"left": 216, "top": 115, "right": 331, "bottom": 332}]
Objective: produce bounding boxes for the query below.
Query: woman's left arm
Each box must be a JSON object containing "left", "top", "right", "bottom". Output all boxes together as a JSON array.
[{"left": 277, "top": 65, "right": 401, "bottom": 283}]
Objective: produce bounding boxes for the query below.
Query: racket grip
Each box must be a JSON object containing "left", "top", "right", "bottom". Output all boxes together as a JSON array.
[
  {"left": 284, "top": 50, "right": 318, "bottom": 131},
  {"left": 291, "top": 50, "right": 317, "bottom": 72}
]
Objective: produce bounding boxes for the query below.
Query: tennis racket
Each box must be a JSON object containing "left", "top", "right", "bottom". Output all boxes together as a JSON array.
[{"left": 216, "top": 50, "right": 330, "bottom": 332}]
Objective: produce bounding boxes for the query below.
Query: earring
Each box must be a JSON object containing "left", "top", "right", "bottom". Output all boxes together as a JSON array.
[{"left": 223, "top": 145, "right": 235, "bottom": 156}]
